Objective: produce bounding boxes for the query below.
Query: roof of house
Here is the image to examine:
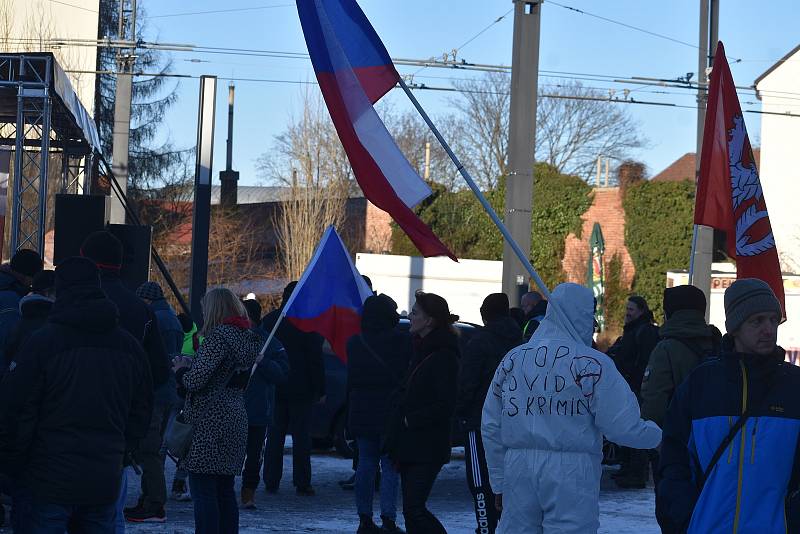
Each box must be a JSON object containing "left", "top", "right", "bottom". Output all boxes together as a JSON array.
[
  {"left": 209, "top": 185, "right": 289, "bottom": 205},
  {"left": 754, "top": 43, "right": 800, "bottom": 90},
  {"left": 651, "top": 149, "right": 761, "bottom": 182}
]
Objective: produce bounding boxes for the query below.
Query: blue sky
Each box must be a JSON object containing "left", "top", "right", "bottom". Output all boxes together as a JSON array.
[{"left": 139, "top": 0, "right": 800, "bottom": 186}]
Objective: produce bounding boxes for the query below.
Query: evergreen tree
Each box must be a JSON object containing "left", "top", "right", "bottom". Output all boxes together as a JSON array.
[{"left": 94, "top": 0, "right": 188, "bottom": 197}]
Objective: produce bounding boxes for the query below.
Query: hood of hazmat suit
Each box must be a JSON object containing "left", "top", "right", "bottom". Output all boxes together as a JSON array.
[{"left": 481, "top": 283, "right": 661, "bottom": 534}]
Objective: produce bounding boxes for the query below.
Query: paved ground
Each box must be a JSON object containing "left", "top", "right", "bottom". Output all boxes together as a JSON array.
[{"left": 112, "top": 448, "right": 660, "bottom": 534}]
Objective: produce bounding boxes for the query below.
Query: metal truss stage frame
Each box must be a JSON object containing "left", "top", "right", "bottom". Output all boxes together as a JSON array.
[{"left": 0, "top": 53, "right": 99, "bottom": 256}]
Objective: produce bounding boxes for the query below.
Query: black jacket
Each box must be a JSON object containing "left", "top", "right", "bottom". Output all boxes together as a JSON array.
[
  {"left": 607, "top": 315, "right": 660, "bottom": 394},
  {"left": 261, "top": 309, "right": 325, "bottom": 403},
  {"left": 346, "top": 326, "right": 411, "bottom": 439},
  {"left": 2, "top": 295, "right": 53, "bottom": 373},
  {"left": 387, "top": 327, "right": 460, "bottom": 465},
  {"left": 456, "top": 317, "right": 522, "bottom": 430},
  {"left": 100, "top": 271, "right": 169, "bottom": 388},
  {"left": 0, "top": 286, "right": 152, "bottom": 505}
]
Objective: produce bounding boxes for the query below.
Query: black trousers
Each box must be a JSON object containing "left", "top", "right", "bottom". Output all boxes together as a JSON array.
[
  {"left": 264, "top": 400, "right": 313, "bottom": 490},
  {"left": 400, "top": 463, "right": 447, "bottom": 534},
  {"left": 241, "top": 425, "right": 268, "bottom": 490},
  {"left": 465, "top": 430, "right": 499, "bottom": 534}
]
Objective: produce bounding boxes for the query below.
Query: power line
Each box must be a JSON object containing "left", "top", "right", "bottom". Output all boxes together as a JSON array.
[
  {"left": 546, "top": 0, "right": 742, "bottom": 63},
  {"left": 412, "top": 7, "right": 513, "bottom": 77},
  {"left": 24, "top": 36, "right": 800, "bottom": 103},
  {"left": 546, "top": 1, "right": 696, "bottom": 50},
  {"left": 61, "top": 66, "right": 800, "bottom": 117},
  {"left": 456, "top": 7, "right": 514, "bottom": 53},
  {"left": 149, "top": 3, "right": 293, "bottom": 19},
  {"left": 44, "top": 0, "right": 98, "bottom": 13}
]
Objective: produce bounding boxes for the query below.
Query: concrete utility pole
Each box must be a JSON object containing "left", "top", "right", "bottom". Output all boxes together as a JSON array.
[
  {"left": 690, "top": 0, "right": 719, "bottom": 317},
  {"left": 502, "top": 0, "right": 541, "bottom": 302},
  {"left": 110, "top": 0, "right": 137, "bottom": 223},
  {"left": 220, "top": 82, "right": 239, "bottom": 208}
]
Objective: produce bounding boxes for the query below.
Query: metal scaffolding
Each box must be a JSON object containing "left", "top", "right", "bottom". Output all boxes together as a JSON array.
[{"left": 0, "top": 53, "right": 98, "bottom": 257}]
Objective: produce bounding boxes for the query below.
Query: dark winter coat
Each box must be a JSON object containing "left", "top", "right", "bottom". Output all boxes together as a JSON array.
[
  {"left": 261, "top": 309, "right": 325, "bottom": 404},
  {"left": 456, "top": 317, "right": 522, "bottom": 430},
  {"left": 2, "top": 295, "right": 53, "bottom": 373},
  {"left": 346, "top": 320, "right": 412, "bottom": 439},
  {"left": 640, "top": 310, "right": 721, "bottom": 426},
  {"left": 607, "top": 314, "right": 660, "bottom": 395},
  {"left": 150, "top": 298, "right": 183, "bottom": 356},
  {"left": 178, "top": 320, "right": 261, "bottom": 475},
  {"left": 0, "top": 286, "right": 152, "bottom": 506},
  {"left": 0, "top": 267, "right": 28, "bottom": 369},
  {"left": 148, "top": 298, "right": 183, "bottom": 406},
  {"left": 99, "top": 271, "right": 169, "bottom": 388},
  {"left": 386, "top": 327, "right": 460, "bottom": 466},
  {"left": 245, "top": 333, "right": 289, "bottom": 427},
  {"left": 657, "top": 341, "right": 800, "bottom": 533}
]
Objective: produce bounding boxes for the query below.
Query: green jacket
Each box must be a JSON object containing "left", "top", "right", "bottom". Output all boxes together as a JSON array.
[
  {"left": 640, "top": 310, "right": 720, "bottom": 427},
  {"left": 181, "top": 323, "right": 203, "bottom": 355}
]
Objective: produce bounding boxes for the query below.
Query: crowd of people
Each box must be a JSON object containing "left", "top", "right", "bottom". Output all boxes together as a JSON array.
[{"left": 0, "top": 236, "right": 798, "bottom": 534}]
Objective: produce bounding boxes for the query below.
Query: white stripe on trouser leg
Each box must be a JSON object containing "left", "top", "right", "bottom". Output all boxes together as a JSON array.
[{"left": 469, "top": 431, "right": 482, "bottom": 487}]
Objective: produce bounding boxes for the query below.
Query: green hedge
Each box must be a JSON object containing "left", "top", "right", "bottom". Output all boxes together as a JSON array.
[
  {"left": 623, "top": 179, "right": 695, "bottom": 321},
  {"left": 391, "top": 163, "right": 593, "bottom": 289}
]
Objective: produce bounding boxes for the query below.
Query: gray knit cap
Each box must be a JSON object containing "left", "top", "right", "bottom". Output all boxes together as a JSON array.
[{"left": 724, "top": 278, "right": 782, "bottom": 333}]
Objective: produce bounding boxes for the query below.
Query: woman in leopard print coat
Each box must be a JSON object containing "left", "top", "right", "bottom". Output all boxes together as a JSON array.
[{"left": 174, "top": 288, "right": 261, "bottom": 533}]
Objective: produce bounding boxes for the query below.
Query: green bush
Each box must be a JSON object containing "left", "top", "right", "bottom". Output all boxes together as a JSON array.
[
  {"left": 623, "top": 179, "right": 695, "bottom": 321},
  {"left": 602, "top": 252, "right": 628, "bottom": 337},
  {"left": 390, "top": 163, "right": 593, "bottom": 289}
]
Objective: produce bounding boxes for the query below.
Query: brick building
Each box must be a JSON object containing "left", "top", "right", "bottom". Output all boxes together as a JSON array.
[{"left": 562, "top": 187, "right": 635, "bottom": 287}]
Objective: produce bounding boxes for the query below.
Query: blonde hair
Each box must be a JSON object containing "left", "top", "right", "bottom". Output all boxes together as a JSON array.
[{"left": 200, "top": 287, "right": 248, "bottom": 336}]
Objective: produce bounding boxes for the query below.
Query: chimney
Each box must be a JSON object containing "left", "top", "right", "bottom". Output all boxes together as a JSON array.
[{"left": 219, "top": 82, "right": 239, "bottom": 208}]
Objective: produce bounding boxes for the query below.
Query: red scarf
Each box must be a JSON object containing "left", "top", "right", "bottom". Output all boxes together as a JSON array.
[{"left": 222, "top": 316, "right": 252, "bottom": 330}]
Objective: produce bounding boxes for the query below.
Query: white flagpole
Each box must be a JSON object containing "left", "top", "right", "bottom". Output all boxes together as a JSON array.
[
  {"left": 688, "top": 224, "right": 699, "bottom": 285},
  {"left": 397, "top": 78, "right": 583, "bottom": 343}
]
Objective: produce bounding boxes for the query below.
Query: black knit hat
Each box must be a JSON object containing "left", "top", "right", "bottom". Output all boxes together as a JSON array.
[
  {"left": 663, "top": 285, "right": 707, "bottom": 320},
  {"left": 282, "top": 281, "right": 298, "bottom": 306},
  {"left": 31, "top": 270, "right": 56, "bottom": 294},
  {"left": 362, "top": 294, "right": 400, "bottom": 331},
  {"left": 480, "top": 293, "right": 510, "bottom": 322},
  {"left": 10, "top": 249, "right": 43, "bottom": 278},
  {"left": 242, "top": 299, "right": 262, "bottom": 325},
  {"left": 80, "top": 231, "right": 123, "bottom": 271},
  {"left": 55, "top": 256, "right": 100, "bottom": 293},
  {"left": 136, "top": 281, "right": 165, "bottom": 301}
]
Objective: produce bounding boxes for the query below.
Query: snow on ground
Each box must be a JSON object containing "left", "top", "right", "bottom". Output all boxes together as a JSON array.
[{"left": 113, "top": 448, "right": 660, "bottom": 533}]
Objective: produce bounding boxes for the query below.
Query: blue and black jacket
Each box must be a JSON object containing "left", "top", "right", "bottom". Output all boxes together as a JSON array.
[{"left": 657, "top": 340, "right": 800, "bottom": 533}]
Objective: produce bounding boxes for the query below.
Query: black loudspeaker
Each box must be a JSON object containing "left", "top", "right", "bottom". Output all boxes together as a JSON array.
[
  {"left": 54, "top": 194, "right": 109, "bottom": 265},
  {"left": 106, "top": 223, "right": 153, "bottom": 292}
]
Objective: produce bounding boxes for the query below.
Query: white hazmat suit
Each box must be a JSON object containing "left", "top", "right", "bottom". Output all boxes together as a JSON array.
[{"left": 481, "top": 283, "right": 661, "bottom": 533}]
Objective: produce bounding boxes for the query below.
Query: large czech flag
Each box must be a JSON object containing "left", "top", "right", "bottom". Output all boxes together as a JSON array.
[
  {"left": 283, "top": 226, "right": 374, "bottom": 361},
  {"left": 296, "top": 0, "right": 456, "bottom": 260}
]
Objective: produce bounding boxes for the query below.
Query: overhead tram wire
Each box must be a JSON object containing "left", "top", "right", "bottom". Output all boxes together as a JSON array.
[
  {"left": 23, "top": 36, "right": 800, "bottom": 103},
  {"left": 149, "top": 4, "right": 294, "bottom": 19},
  {"left": 411, "top": 7, "right": 513, "bottom": 78},
  {"left": 58, "top": 66, "right": 800, "bottom": 117}
]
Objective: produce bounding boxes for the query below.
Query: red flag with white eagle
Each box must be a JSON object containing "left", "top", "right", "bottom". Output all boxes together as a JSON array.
[{"left": 695, "top": 41, "right": 785, "bottom": 313}]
